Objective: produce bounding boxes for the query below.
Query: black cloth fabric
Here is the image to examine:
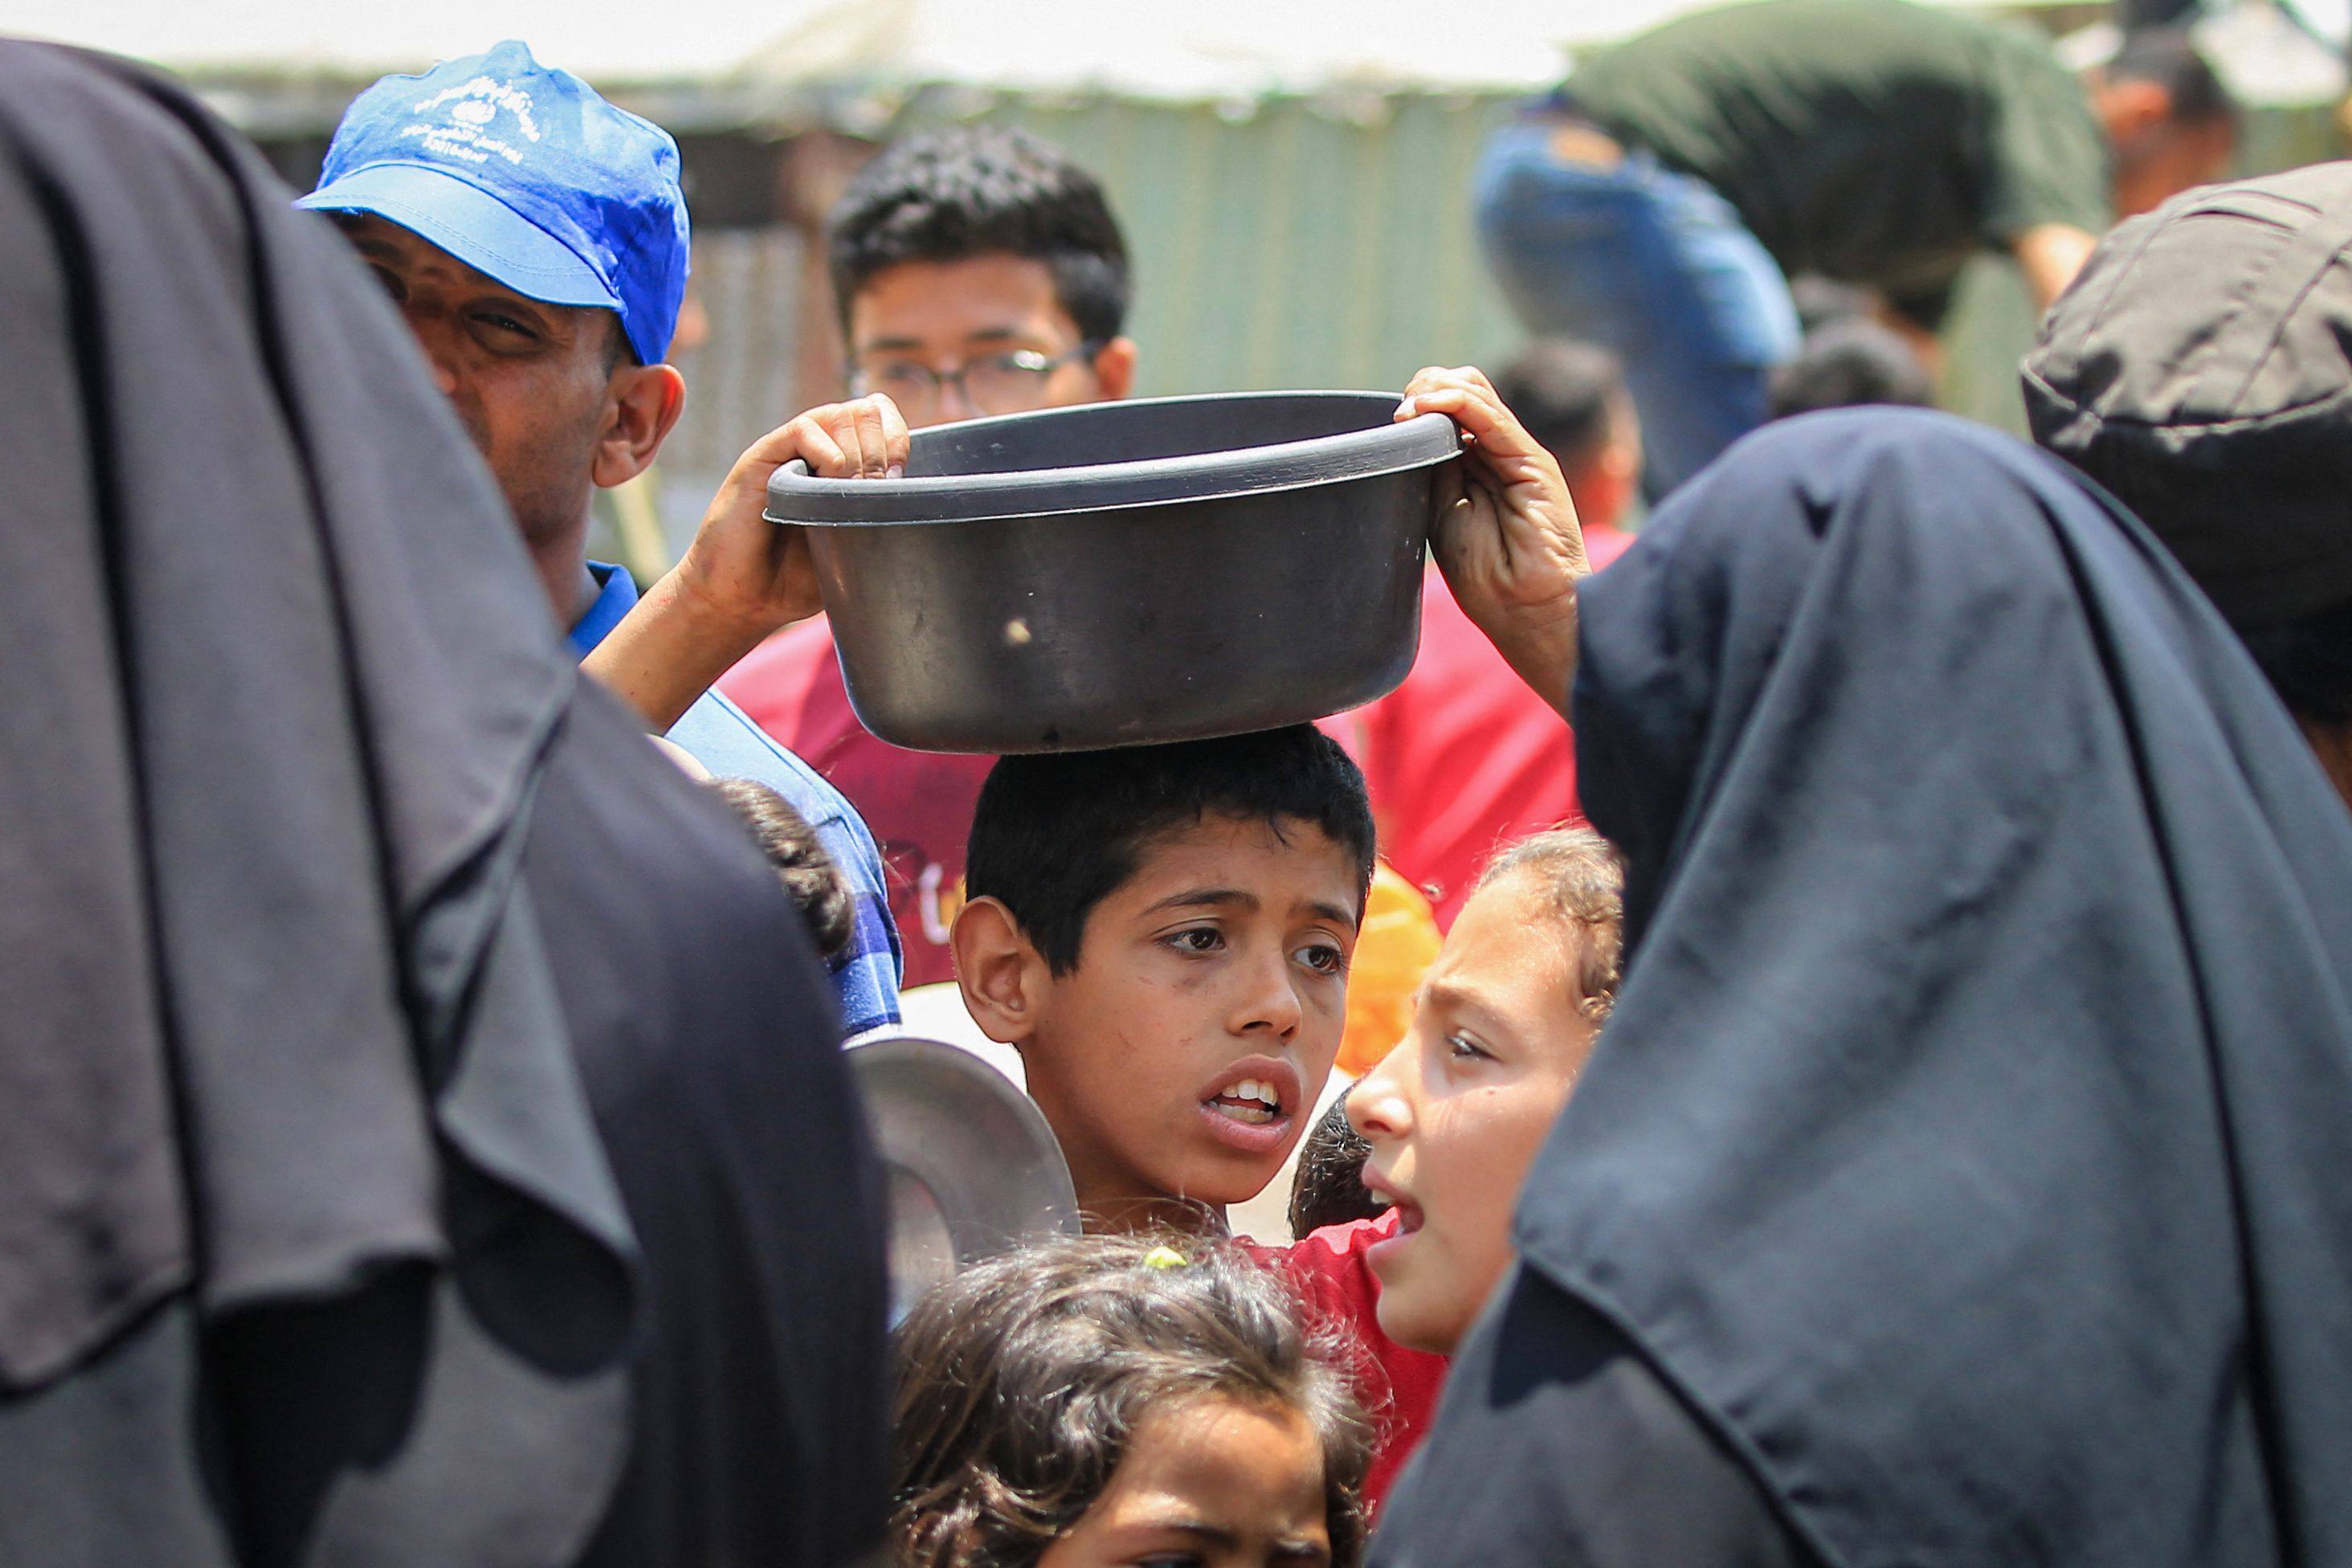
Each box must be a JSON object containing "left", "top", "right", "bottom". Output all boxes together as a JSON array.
[
  {"left": 530, "top": 686, "right": 892, "bottom": 1568},
  {"left": 0, "top": 42, "right": 886, "bottom": 1567},
  {"left": 1375, "top": 408, "right": 2352, "bottom": 1567},
  {"left": 1564, "top": 0, "right": 2109, "bottom": 314},
  {"left": 1374, "top": 1264, "right": 1815, "bottom": 1568},
  {"left": 2024, "top": 161, "right": 2352, "bottom": 630}
]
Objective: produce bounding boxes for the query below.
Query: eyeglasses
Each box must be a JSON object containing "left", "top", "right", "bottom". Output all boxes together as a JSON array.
[{"left": 846, "top": 341, "right": 1106, "bottom": 422}]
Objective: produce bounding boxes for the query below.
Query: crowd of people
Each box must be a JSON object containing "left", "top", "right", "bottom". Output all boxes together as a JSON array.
[{"left": 10, "top": 2, "right": 2352, "bottom": 1565}]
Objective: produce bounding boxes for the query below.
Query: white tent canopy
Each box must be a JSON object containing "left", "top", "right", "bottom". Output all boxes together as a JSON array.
[
  {"left": 11, "top": 0, "right": 2041, "bottom": 95},
  {"left": 8, "top": 0, "right": 822, "bottom": 80}
]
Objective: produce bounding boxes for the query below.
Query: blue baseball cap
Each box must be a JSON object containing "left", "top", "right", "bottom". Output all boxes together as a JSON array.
[{"left": 299, "top": 41, "right": 688, "bottom": 365}]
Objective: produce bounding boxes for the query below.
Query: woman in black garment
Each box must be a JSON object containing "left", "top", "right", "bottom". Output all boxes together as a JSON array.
[
  {"left": 0, "top": 43, "right": 884, "bottom": 1568},
  {"left": 1370, "top": 408, "right": 2352, "bottom": 1567}
]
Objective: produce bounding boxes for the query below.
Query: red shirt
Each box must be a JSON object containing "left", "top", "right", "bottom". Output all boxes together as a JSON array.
[
  {"left": 1324, "top": 528, "right": 1631, "bottom": 928},
  {"left": 1238, "top": 1211, "right": 1449, "bottom": 1517},
  {"left": 719, "top": 616, "right": 992, "bottom": 987}
]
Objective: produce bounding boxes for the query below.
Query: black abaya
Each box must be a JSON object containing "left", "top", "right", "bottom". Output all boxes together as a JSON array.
[
  {"left": 1374, "top": 409, "right": 2352, "bottom": 1567},
  {"left": 0, "top": 42, "right": 884, "bottom": 1567}
]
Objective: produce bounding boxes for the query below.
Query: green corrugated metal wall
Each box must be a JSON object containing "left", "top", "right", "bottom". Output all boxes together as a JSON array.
[
  {"left": 639, "top": 84, "right": 2346, "bottom": 563},
  {"left": 896, "top": 92, "right": 1534, "bottom": 397},
  {"left": 892, "top": 88, "right": 2345, "bottom": 425}
]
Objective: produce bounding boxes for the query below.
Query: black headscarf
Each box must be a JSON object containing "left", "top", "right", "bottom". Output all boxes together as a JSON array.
[
  {"left": 1512, "top": 409, "right": 2352, "bottom": 1566},
  {"left": 2024, "top": 163, "right": 2352, "bottom": 631},
  {"left": 0, "top": 42, "right": 885, "bottom": 1567}
]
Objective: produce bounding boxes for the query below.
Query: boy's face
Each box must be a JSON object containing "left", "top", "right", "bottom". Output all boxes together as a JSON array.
[
  {"left": 1010, "top": 815, "right": 1361, "bottom": 1226},
  {"left": 1350, "top": 872, "right": 1603, "bottom": 1354},
  {"left": 846, "top": 254, "right": 1133, "bottom": 428}
]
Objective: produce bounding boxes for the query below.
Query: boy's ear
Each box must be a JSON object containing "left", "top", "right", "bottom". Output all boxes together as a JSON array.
[{"left": 952, "top": 896, "right": 1048, "bottom": 1046}]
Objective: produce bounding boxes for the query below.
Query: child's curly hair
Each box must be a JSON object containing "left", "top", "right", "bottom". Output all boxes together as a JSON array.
[
  {"left": 707, "top": 777, "right": 854, "bottom": 959},
  {"left": 889, "top": 1236, "right": 1371, "bottom": 1567}
]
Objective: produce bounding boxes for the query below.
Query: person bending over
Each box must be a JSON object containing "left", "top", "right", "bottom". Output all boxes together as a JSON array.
[
  {"left": 891, "top": 1236, "right": 1369, "bottom": 1568},
  {"left": 300, "top": 42, "right": 903, "bottom": 1036},
  {"left": 1478, "top": 2, "right": 2235, "bottom": 493}
]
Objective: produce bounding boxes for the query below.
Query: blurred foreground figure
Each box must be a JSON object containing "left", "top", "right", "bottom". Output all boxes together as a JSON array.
[
  {"left": 1372, "top": 410, "right": 2352, "bottom": 1566},
  {"left": 1479, "top": 0, "right": 2235, "bottom": 494},
  {"left": 0, "top": 43, "right": 885, "bottom": 1568},
  {"left": 2027, "top": 163, "right": 2352, "bottom": 817}
]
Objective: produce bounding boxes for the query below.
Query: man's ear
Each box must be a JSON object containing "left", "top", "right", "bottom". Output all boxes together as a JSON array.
[
  {"left": 952, "top": 896, "right": 1049, "bottom": 1046},
  {"left": 593, "top": 361, "right": 687, "bottom": 489},
  {"left": 1089, "top": 337, "right": 1139, "bottom": 402}
]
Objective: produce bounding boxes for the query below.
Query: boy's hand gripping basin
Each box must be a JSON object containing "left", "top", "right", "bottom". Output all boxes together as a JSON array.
[{"left": 765, "top": 390, "right": 1461, "bottom": 753}]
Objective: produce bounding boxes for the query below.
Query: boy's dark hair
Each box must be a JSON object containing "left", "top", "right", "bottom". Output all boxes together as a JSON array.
[
  {"left": 2107, "top": 27, "right": 2236, "bottom": 129},
  {"left": 891, "top": 1235, "right": 1370, "bottom": 1567},
  {"left": 966, "top": 727, "right": 1376, "bottom": 976},
  {"left": 708, "top": 778, "right": 854, "bottom": 960},
  {"left": 1491, "top": 339, "right": 1627, "bottom": 472},
  {"left": 1767, "top": 318, "right": 1936, "bottom": 421},
  {"left": 1288, "top": 1091, "right": 1382, "bottom": 1237},
  {"left": 827, "top": 126, "right": 1130, "bottom": 342}
]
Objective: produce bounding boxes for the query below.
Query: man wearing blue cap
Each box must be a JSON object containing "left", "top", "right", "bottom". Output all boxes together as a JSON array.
[{"left": 300, "top": 41, "right": 904, "bottom": 1039}]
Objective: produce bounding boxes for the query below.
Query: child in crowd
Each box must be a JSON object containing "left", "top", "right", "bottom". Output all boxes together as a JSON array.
[
  {"left": 1289, "top": 1095, "right": 1382, "bottom": 1236},
  {"left": 951, "top": 724, "right": 1374, "bottom": 1235},
  {"left": 1237, "top": 827, "right": 1621, "bottom": 1505},
  {"left": 1346, "top": 827, "right": 1623, "bottom": 1354},
  {"left": 718, "top": 125, "right": 1140, "bottom": 990},
  {"left": 890, "top": 1235, "right": 1370, "bottom": 1568},
  {"left": 708, "top": 776, "right": 855, "bottom": 962}
]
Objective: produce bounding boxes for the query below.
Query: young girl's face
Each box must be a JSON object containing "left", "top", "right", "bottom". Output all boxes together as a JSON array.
[
  {"left": 1038, "top": 1395, "right": 1333, "bottom": 1568},
  {"left": 1348, "top": 872, "right": 1603, "bottom": 1354}
]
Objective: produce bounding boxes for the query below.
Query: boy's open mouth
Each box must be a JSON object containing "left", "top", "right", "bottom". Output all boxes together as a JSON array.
[
  {"left": 1194, "top": 1056, "right": 1304, "bottom": 1154},
  {"left": 1208, "top": 1078, "right": 1282, "bottom": 1125}
]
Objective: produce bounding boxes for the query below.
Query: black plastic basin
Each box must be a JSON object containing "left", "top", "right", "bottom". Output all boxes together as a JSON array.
[{"left": 763, "top": 390, "right": 1459, "bottom": 753}]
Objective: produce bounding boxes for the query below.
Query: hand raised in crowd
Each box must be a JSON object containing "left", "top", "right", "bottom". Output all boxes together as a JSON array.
[
  {"left": 583, "top": 394, "right": 909, "bottom": 733},
  {"left": 1400, "top": 365, "right": 1589, "bottom": 717}
]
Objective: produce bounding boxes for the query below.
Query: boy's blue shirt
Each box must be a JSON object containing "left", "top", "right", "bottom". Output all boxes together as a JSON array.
[{"left": 570, "top": 563, "right": 904, "bottom": 1037}]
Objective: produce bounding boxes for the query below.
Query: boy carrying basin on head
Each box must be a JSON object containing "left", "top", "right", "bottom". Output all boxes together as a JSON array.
[
  {"left": 950, "top": 723, "right": 1623, "bottom": 1510},
  {"left": 589, "top": 356, "right": 1596, "bottom": 1510},
  {"left": 950, "top": 721, "right": 1453, "bottom": 1517}
]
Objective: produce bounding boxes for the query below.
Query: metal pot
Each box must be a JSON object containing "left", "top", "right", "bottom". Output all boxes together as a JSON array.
[
  {"left": 765, "top": 390, "right": 1460, "bottom": 752},
  {"left": 845, "top": 1035, "right": 1080, "bottom": 1323}
]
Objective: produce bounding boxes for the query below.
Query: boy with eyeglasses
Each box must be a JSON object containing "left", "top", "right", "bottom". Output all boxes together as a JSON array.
[{"left": 676, "top": 128, "right": 1140, "bottom": 986}]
